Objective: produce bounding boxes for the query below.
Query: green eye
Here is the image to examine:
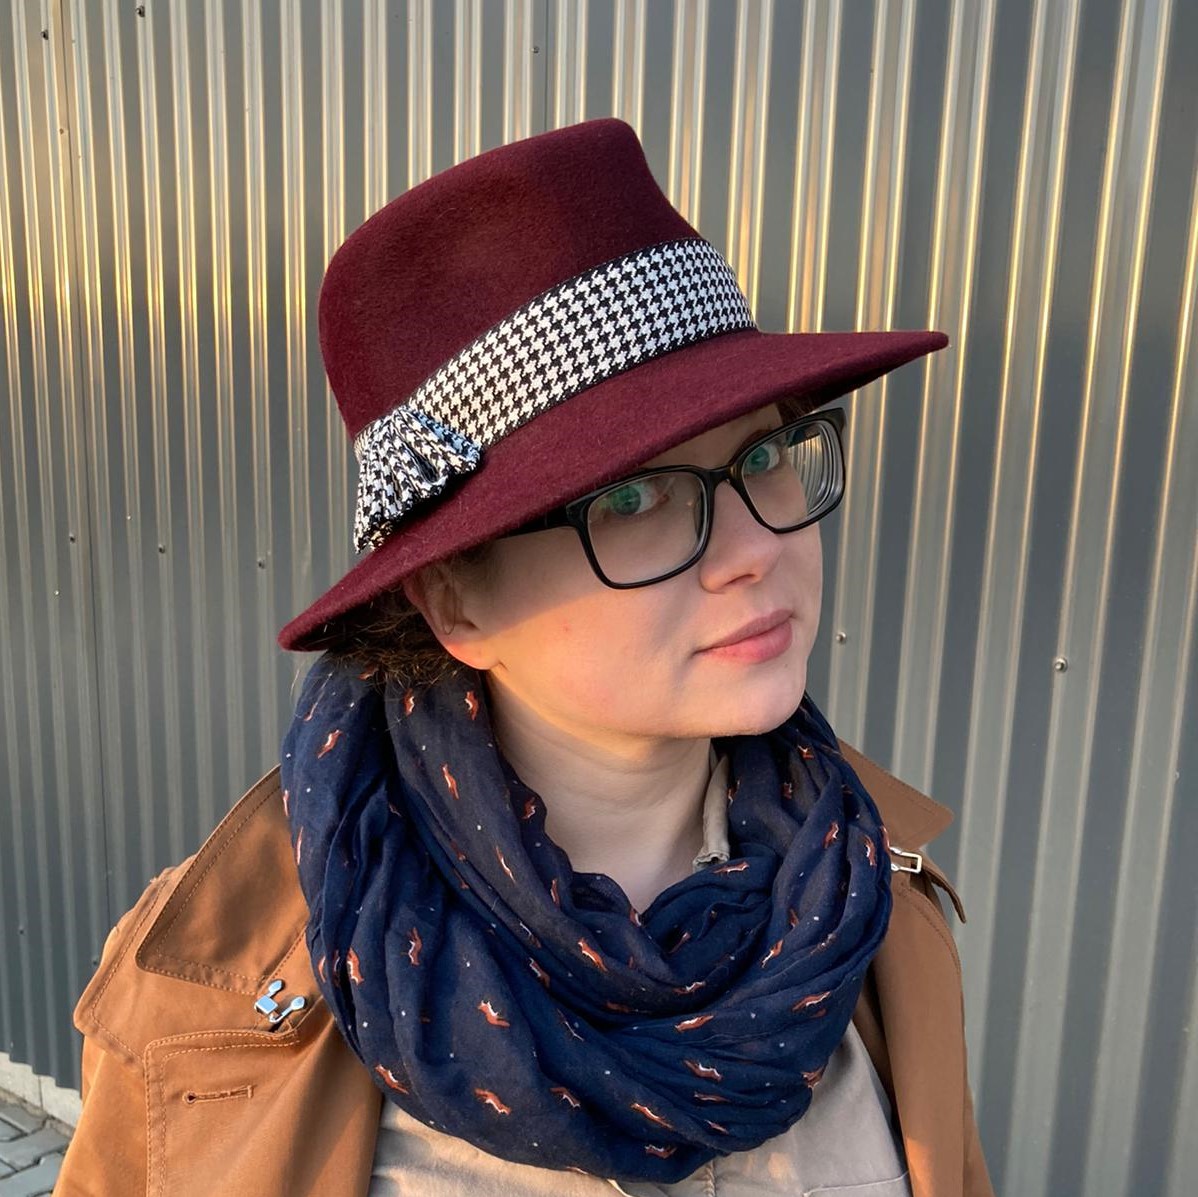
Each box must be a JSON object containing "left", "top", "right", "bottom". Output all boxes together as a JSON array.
[
  {"left": 743, "top": 442, "right": 781, "bottom": 476},
  {"left": 598, "top": 481, "right": 652, "bottom": 518}
]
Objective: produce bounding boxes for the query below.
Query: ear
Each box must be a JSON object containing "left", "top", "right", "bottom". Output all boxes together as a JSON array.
[{"left": 402, "top": 566, "right": 498, "bottom": 671}]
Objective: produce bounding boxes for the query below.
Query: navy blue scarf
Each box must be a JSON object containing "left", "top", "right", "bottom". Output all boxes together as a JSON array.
[{"left": 280, "top": 654, "right": 893, "bottom": 1183}]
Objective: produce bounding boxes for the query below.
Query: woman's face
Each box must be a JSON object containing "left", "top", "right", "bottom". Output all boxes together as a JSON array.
[{"left": 412, "top": 404, "right": 824, "bottom": 745}]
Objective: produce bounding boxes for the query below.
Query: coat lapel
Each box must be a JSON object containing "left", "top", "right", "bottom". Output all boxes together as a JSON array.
[{"left": 838, "top": 738, "right": 980, "bottom": 1197}]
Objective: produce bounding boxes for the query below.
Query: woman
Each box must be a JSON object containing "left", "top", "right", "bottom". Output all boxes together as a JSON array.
[{"left": 58, "top": 117, "right": 992, "bottom": 1196}]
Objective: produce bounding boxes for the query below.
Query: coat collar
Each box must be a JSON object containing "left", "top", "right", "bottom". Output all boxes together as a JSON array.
[{"left": 82, "top": 740, "right": 954, "bottom": 1061}]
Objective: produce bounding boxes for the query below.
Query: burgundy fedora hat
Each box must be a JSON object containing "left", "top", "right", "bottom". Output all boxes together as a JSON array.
[{"left": 277, "top": 116, "right": 947, "bottom": 652}]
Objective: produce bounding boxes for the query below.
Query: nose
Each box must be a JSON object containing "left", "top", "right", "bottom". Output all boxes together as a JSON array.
[{"left": 696, "top": 479, "right": 784, "bottom": 589}]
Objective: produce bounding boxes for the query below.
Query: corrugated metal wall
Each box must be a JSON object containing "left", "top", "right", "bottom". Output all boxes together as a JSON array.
[{"left": 1, "top": 2, "right": 1194, "bottom": 1193}]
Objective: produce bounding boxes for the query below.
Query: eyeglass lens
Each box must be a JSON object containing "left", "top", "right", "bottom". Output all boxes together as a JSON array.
[{"left": 584, "top": 418, "right": 841, "bottom": 585}]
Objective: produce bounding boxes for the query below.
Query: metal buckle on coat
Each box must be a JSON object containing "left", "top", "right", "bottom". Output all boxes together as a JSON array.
[
  {"left": 254, "top": 978, "right": 307, "bottom": 1029},
  {"left": 888, "top": 846, "right": 923, "bottom": 874}
]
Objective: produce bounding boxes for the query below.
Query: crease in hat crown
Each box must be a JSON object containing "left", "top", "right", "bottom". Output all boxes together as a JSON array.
[{"left": 316, "top": 117, "right": 756, "bottom": 553}]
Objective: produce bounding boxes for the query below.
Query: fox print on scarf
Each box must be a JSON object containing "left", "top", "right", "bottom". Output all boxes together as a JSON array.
[{"left": 279, "top": 655, "right": 894, "bottom": 1184}]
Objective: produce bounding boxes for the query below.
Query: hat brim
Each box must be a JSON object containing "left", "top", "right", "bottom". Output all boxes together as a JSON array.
[{"left": 277, "top": 326, "right": 947, "bottom": 652}]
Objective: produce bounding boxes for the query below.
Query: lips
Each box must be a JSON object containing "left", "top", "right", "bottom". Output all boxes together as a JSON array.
[{"left": 703, "top": 609, "right": 792, "bottom": 650}]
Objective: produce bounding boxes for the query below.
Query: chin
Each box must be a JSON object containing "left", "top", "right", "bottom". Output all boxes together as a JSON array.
[{"left": 711, "top": 664, "right": 809, "bottom": 737}]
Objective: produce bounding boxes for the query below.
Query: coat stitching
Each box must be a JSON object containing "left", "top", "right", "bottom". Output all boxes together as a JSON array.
[{"left": 140, "top": 778, "right": 283, "bottom": 983}]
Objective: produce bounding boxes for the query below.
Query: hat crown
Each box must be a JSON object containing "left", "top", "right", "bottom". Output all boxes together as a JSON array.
[{"left": 318, "top": 118, "right": 699, "bottom": 441}]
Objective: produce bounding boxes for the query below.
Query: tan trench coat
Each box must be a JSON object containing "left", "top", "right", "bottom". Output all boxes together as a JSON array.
[{"left": 54, "top": 741, "right": 994, "bottom": 1197}]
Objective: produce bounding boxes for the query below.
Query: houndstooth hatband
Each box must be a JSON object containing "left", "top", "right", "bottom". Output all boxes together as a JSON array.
[{"left": 350, "top": 237, "right": 757, "bottom": 552}]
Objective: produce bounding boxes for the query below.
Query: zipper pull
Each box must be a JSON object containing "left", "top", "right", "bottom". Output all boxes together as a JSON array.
[{"left": 254, "top": 978, "right": 307, "bottom": 1029}]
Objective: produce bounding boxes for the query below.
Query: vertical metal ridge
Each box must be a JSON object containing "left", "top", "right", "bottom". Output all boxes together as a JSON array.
[
  {"left": 167, "top": 3, "right": 217, "bottom": 837},
  {"left": 279, "top": 0, "right": 310, "bottom": 661},
  {"left": 830, "top": 0, "right": 917, "bottom": 740},
  {"left": 242, "top": 1, "right": 275, "bottom": 694},
  {"left": 504, "top": 0, "right": 538, "bottom": 142},
  {"left": 665, "top": 0, "right": 707, "bottom": 226},
  {"left": 724, "top": 0, "right": 773, "bottom": 313},
  {"left": 1081, "top": 106, "right": 1198, "bottom": 1197},
  {"left": 609, "top": 0, "right": 644, "bottom": 129},
  {"left": 787, "top": 0, "right": 840, "bottom": 334},
  {"left": 407, "top": 0, "right": 434, "bottom": 186},
  {"left": 955, "top": 0, "right": 1082, "bottom": 1104},
  {"left": 203, "top": 0, "right": 246, "bottom": 798},
  {"left": 320, "top": 0, "right": 348, "bottom": 581},
  {"left": 894, "top": 0, "right": 997, "bottom": 792},
  {"left": 453, "top": 3, "right": 484, "bottom": 168},
  {"left": 548, "top": 0, "right": 587, "bottom": 127},
  {"left": 363, "top": 0, "right": 389, "bottom": 215},
  {"left": 1006, "top": 2, "right": 1175, "bottom": 1192}
]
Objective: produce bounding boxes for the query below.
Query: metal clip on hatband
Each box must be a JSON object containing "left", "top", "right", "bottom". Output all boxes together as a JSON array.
[
  {"left": 889, "top": 846, "right": 924, "bottom": 874},
  {"left": 254, "top": 978, "right": 307, "bottom": 1029}
]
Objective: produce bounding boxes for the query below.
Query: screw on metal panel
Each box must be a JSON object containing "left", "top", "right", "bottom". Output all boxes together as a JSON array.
[
  {"left": 257, "top": 558, "right": 265, "bottom": 568},
  {"left": 69, "top": 532, "right": 76, "bottom": 541},
  {"left": 1052, "top": 656, "right": 1068, "bottom": 672},
  {"left": 41, "top": 29, "right": 48, "bottom": 39},
  {"left": 834, "top": 631, "right": 847, "bottom": 643},
  {"left": 158, "top": 544, "right": 166, "bottom": 552},
  {"left": 136, "top": 5, "right": 145, "bottom": 15}
]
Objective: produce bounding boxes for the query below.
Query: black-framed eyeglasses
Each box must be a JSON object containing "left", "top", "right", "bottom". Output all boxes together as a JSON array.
[{"left": 499, "top": 407, "right": 846, "bottom": 588}]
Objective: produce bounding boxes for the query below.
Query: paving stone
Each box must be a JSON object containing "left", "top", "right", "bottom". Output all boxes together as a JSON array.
[
  {"left": 0, "top": 1152, "right": 63, "bottom": 1197},
  {"left": 0, "top": 1107, "right": 39, "bottom": 1137},
  {"left": 0, "top": 1128, "right": 68, "bottom": 1171}
]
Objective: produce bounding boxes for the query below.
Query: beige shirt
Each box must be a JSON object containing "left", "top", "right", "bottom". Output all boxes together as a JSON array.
[{"left": 368, "top": 749, "right": 912, "bottom": 1197}]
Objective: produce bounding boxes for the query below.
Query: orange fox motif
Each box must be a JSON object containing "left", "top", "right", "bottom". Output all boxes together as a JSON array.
[
  {"left": 407, "top": 927, "right": 423, "bottom": 966},
  {"left": 631, "top": 1101, "right": 674, "bottom": 1130},
  {"left": 464, "top": 690, "right": 479, "bottom": 719},
  {"left": 792, "top": 990, "right": 832, "bottom": 1014},
  {"left": 666, "top": 930, "right": 691, "bottom": 956},
  {"left": 725, "top": 779, "right": 740, "bottom": 804},
  {"left": 674, "top": 980, "right": 705, "bottom": 995},
  {"left": 402, "top": 688, "right": 416, "bottom": 715},
  {"left": 645, "top": 1144, "right": 676, "bottom": 1158},
  {"left": 674, "top": 1013, "right": 714, "bottom": 1032},
  {"left": 303, "top": 698, "right": 320, "bottom": 721},
  {"left": 551, "top": 1085, "right": 581, "bottom": 1109},
  {"left": 712, "top": 860, "right": 749, "bottom": 874},
  {"left": 629, "top": 905, "right": 643, "bottom": 927},
  {"left": 550, "top": 877, "right": 561, "bottom": 906},
  {"left": 684, "top": 1059, "right": 723, "bottom": 1080},
  {"left": 802, "top": 1064, "right": 827, "bottom": 1085},
  {"left": 694, "top": 1091, "right": 729, "bottom": 1103},
  {"left": 475, "top": 1088, "right": 512, "bottom": 1115},
  {"left": 346, "top": 947, "right": 365, "bottom": 985},
  {"left": 478, "top": 999, "right": 510, "bottom": 1027},
  {"left": 578, "top": 938, "right": 608, "bottom": 972},
  {"left": 706, "top": 1120, "right": 729, "bottom": 1134},
  {"left": 788, "top": 907, "right": 799, "bottom": 928},
  {"left": 317, "top": 728, "right": 342, "bottom": 758},
  {"left": 556, "top": 1009, "right": 585, "bottom": 1041},
  {"left": 823, "top": 820, "right": 839, "bottom": 848},
  {"left": 781, "top": 780, "right": 794, "bottom": 799},
  {"left": 522, "top": 796, "right": 538, "bottom": 820},
  {"left": 295, "top": 826, "right": 303, "bottom": 867},
  {"left": 495, "top": 846, "right": 516, "bottom": 882},
  {"left": 528, "top": 958, "right": 550, "bottom": 988},
  {"left": 881, "top": 823, "right": 891, "bottom": 855},
  {"left": 442, "top": 764, "right": 461, "bottom": 800},
  {"left": 760, "top": 938, "right": 784, "bottom": 967},
  {"left": 799, "top": 744, "right": 815, "bottom": 760},
  {"left": 317, "top": 954, "right": 327, "bottom": 982},
  {"left": 375, "top": 1064, "right": 409, "bottom": 1092},
  {"left": 605, "top": 1000, "right": 634, "bottom": 1013},
  {"left": 281, "top": 788, "right": 290, "bottom": 816},
  {"left": 864, "top": 838, "right": 877, "bottom": 867}
]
